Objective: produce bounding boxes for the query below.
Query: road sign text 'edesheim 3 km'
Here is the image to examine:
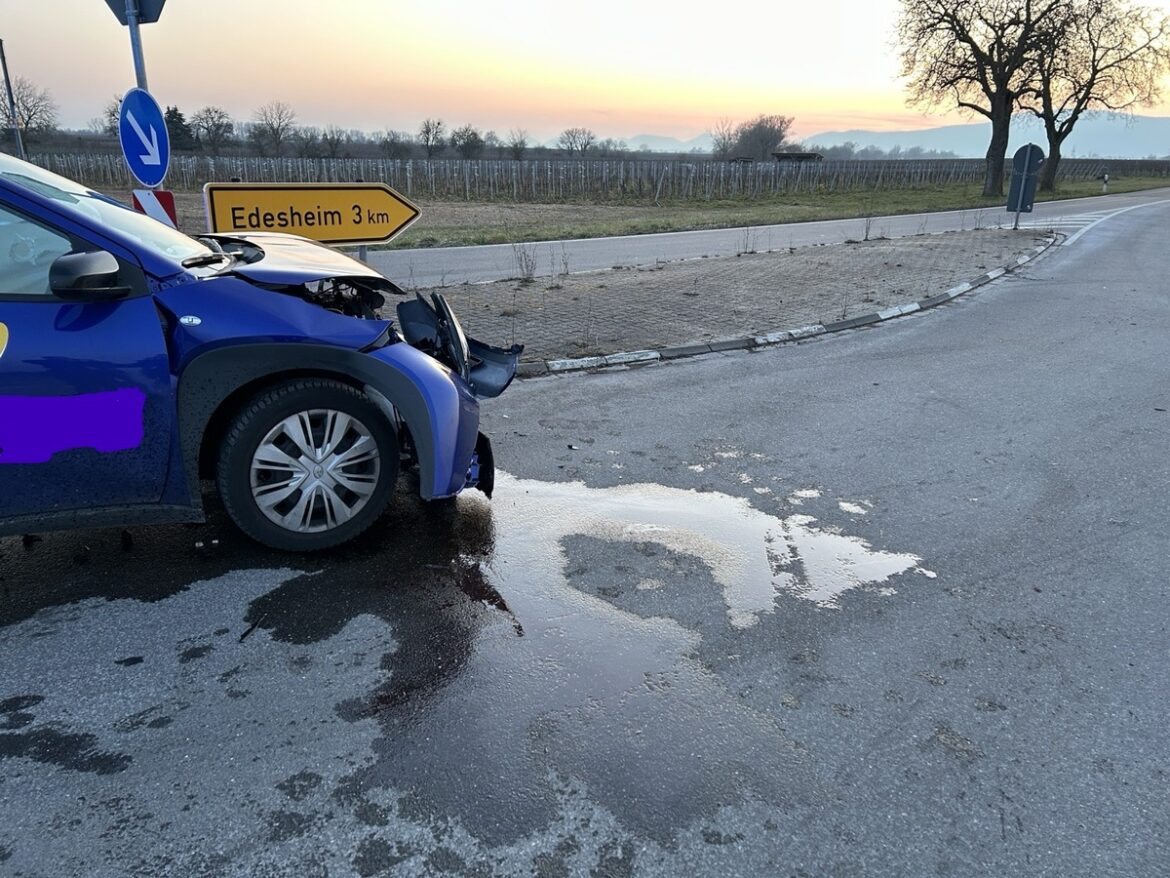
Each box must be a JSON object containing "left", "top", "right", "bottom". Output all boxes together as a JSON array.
[{"left": 203, "top": 182, "right": 420, "bottom": 246}]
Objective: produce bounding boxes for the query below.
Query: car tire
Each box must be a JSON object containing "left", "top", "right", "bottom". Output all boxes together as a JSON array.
[{"left": 217, "top": 379, "right": 399, "bottom": 552}]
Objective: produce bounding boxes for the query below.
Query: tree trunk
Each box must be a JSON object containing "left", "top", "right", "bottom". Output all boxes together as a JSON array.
[
  {"left": 983, "top": 98, "right": 1012, "bottom": 197},
  {"left": 1039, "top": 134, "right": 1062, "bottom": 192}
]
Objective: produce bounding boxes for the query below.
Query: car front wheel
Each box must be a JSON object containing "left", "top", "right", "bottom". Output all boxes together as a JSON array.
[{"left": 217, "top": 379, "right": 399, "bottom": 551}]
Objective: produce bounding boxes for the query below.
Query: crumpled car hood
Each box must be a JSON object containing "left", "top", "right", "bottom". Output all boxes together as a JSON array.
[{"left": 207, "top": 232, "right": 397, "bottom": 289}]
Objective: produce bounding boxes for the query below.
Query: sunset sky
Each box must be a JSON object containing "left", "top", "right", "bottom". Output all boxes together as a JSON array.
[{"left": 5, "top": 0, "right": 1170, "bottom": 143}]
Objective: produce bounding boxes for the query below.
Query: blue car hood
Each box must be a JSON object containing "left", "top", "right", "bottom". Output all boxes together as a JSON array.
[{"left": 208, "top": 232, "right": 396, "bottom": 288}]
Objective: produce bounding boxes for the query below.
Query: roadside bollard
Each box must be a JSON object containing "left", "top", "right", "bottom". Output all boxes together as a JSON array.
[{"left": 1102, "top": 173, "right": 1109, "bottom": 193}]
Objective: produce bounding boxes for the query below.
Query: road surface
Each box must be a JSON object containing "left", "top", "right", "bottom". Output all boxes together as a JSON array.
[{"left": 1, "top": 202, "right": 1166, "bottom": 876}]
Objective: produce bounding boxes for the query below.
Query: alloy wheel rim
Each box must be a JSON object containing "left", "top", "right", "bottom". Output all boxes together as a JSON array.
[{"left": 249, "top": 408, "right": 381, "bottom": 534}]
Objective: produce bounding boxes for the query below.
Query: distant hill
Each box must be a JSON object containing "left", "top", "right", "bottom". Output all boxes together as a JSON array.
[
  {"left": 540, "top": 133, "right": 715, "bottom": 153},
  {"left": 534, "top": 115, "right": 1170, "bottom": 158},
  {"left": 625, "top": 133, "right": 714, "bottom": 153},
  {"left": 805, "top": 114, "right": 1170, "bottom": 159}
]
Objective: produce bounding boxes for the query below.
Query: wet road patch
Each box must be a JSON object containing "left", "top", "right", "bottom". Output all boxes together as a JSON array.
[{"left": 0, "top": 471, "right": 934, "bottom": 873}]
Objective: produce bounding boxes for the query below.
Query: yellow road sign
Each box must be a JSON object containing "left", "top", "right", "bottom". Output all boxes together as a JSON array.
[{"left": 202, "top": 182, "right": 420, "bottom": 246}]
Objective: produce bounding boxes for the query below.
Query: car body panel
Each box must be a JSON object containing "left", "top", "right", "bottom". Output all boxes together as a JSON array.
[
  {"left": 153, "top": 276, "right": 390, "bottom": 370},
  {"left": 0, "top": 295, "right": 177, "bottom": 519},
  {"left": 396, "top": 295, "right": 523, "bottom": 399},
  {"left": 206, "top": 232, "right": 391, "bottom": 287}
]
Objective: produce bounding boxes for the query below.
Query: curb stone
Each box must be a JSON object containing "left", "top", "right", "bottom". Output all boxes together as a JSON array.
[{"left": 517, "top": 234, "right": 1058, "bottom": 378}]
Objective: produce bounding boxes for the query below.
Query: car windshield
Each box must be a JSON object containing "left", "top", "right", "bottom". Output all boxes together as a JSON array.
[{"left": 0, "top": 161, "right": 213, "bottom": 264}]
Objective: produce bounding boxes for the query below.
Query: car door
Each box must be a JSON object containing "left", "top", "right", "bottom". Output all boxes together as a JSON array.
[{"left": 0, "top": 200, "right": 176, "bottom": 522}]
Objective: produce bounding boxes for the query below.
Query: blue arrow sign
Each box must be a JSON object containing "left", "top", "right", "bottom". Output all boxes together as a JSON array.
[{"left": 118, "top": 87, "right": 170, "bottom": 188}]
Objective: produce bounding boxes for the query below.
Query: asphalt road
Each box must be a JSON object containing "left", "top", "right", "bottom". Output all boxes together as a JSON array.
[
  {"left": 1, "top": 205, "right": 1167, "bottom": 876},
  {"left": 366, "top": 187, "right": 1170, "bottom": 286}
]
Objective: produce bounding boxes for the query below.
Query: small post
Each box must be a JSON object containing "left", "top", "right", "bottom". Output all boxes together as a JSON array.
[
  {"left": 124, "top": 0, "right": 149, "bottom": 89},
  {"left": 0, "top": 39, "right": 26, "bottom": 160},
  {"left": 355, "top": 177, "right": 367, "bottom": 262},
  {"left": 1102, "top": 172, "right": 1109, "bottom": 194}
]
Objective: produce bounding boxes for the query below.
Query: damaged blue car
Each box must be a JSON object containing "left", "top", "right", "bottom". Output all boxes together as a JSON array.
[{"left": 0, "top": 153, "right": 521, "bottom": 551}]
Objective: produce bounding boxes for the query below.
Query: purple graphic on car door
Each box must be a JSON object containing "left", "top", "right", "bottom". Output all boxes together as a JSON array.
[{"left": 0, "top": 388, "right": 146, "bottom": 464}]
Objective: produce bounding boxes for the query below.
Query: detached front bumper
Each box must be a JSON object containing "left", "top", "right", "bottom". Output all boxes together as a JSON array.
[{"left": 468, "top": 432, "right": 495, "bottom": 498}]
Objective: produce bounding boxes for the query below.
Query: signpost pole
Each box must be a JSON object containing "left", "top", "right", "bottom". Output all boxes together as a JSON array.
[
  {"left": 1013, "top": 144, "right": 1031, "bottom": 231},
  {"left": 1008, "top": 143, "right": 1044, "bottom": 230},
  {"left": 123, "top": 0, "right": 149, "bottom": 90},
  {"left": 0, "top": 39, "right": 26, "bottom": 160}
]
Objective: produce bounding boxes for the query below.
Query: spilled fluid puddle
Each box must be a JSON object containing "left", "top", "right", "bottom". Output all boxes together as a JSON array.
[
  {"left": 0, "top": 469, "right": 935, "bottom": 863},
  {"left": 488, "top": 472, "right": 933, "bottom": 627}
]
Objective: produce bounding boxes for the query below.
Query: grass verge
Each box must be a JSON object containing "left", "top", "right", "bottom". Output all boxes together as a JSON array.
[
  {"left": 377, "top": 177, "right": 1168, "bottom": 249},
  {"left": 143, "top": 177, "right": 1169, "bottom": 248}
]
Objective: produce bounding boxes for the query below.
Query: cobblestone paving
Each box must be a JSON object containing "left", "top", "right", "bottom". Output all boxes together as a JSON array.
[{"left": 393, "top": 230, "right": 1051, "bottom": 362}]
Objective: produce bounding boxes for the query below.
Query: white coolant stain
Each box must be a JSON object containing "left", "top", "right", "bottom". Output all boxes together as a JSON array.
[
  {"left": 780, "top": 514, "right": 923, "bottom": 607},
  {"left": 687, "top": 464, "right": 705, "bottom": 473},
  {"left": 493, "top": 473, "right": 930, "bottom": 625},
  {"left": 792, "top": 489, "right": 822, "bottom": 500},
  {"left": 715, "top": 451, "right": 742, "bottom": 459},
  {"left": 838, "top": 502, "right": 868, "bottom": 515}
]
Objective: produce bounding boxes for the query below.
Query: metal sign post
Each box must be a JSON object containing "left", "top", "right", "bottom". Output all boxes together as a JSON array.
[
  {"left": 124, "top": 0, "right": 148, "bottom": 89},
  {"left": 103, "top": 0, "right": 167, "bottom": 90},
  {"left": 1007, "top": 143, "right": 1045, "bottom": 230},
  {"left": 0, "top": 39, "right": 25, "bottom": 160},
  {"left": 105, "top": 1, "right": 170, "bottom": 201}
]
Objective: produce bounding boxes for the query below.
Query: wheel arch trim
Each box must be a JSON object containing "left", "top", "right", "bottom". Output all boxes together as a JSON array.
[{"left": 177, "top": 343, "right": 455, "bottom": 506}]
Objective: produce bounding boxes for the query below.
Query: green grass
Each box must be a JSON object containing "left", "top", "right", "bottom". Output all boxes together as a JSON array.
[{"left": 378, "top": 176, "right": 1169, "bottom": 250}]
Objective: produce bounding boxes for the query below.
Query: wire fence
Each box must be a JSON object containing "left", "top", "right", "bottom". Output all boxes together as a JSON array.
[{"left": 30, "top": 153, "right": 1170, "bottom": 202}]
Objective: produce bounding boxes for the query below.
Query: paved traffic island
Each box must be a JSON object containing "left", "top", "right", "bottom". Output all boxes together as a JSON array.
[{"left": 400, "top": 229, "right": 1054, "bottom": 370}]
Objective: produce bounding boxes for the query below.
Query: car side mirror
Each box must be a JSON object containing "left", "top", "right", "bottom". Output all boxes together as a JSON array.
[{"left": 49, "top": 250, "right": 131, "bottom": 301}]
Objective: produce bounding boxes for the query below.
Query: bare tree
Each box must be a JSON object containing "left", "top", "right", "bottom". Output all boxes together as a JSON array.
[
  {"left": 291, "top": 125, "right": 321, "bottom": 158},
  {"left": 898, "top": 0, "right": 1063, "bottom": 196},
  {"left": 321, "top": 124, "right": 348, "bottom": 158},
  {"left": 595, "top": 138, "right": 628, "bottom": 157},
  {"left": 191, "top": 105, "right": 234, "bottom": 152},
  {"left": 449, "top": 123, "right": 485, "bottom": 159},
  {"left": 101, "top": 95, "right": 122, "bottom": 136},
  {"left": 418, "top": 118, "right": 446, "bottom": 158},
  {"left": 380, "top": 129, "right": 413, "bottom": 159},
  {"left": 558, "top": 127, "right": 596, "bottom": 156},
  {"left": 484, "top": 130, "right": 502, "bottom": 157},
  {"left": 1024, "top": 0, "right": 1170, "bottom": 190},
  {"left": 251, "top": 100, "right": 297, "bottom": 156},
  {"left": 709, "top": 117, "right": 737, "bottom": 159},
  {"left": 732, "top": 114, "right": 794, "bottom": 161},
  {"left": 1, "top": 76, "right": 58, "bottom": 136},
  {"left": 506, "top": 128, "right": 528, "bottom": 160}
]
